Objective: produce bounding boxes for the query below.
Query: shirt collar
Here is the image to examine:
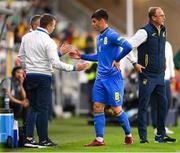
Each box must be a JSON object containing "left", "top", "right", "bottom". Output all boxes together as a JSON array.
[
  {"left": 100, "top": 27, "right": 109, "bottom": 36},
  {"left": 36, "top": 27, "right": 49, "bottom": 35},
  {"left": 149, "top": 22, "right": 165, "bottom": 32}
]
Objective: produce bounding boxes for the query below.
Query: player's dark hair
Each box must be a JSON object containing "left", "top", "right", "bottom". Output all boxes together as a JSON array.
[
  {"left": 40, "top": 14, "right": 56, "bottom": 28},
  {"left": 91, "top": 9, "right": 108, "bottom": 21},
  {"left": 12, "top": 66, "right": 22, "bottom": 77}
]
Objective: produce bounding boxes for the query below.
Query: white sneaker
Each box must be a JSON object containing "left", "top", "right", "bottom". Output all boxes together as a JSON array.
[
  {"left": 154, "top": 127, "right": 174, "bottom": 135},
  {"left": 154, "top": 128, "right": 157, "bottom": 135},
  {"left": 165, "top": 127, "right": 174, "bottom": 134}
]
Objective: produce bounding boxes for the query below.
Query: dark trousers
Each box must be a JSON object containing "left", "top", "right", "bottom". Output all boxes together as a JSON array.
[
  {"left": 25, "top": 75, "right": 52, "bottom": 142},
  {"left": 138, "top": 73, "right": 167, "bottom": 139},
  {"left": 10, "top": 102, "right": 28, "bottom": 125},
  {"left": 151, "top": 79, "right": 171, "bottom": 128}
]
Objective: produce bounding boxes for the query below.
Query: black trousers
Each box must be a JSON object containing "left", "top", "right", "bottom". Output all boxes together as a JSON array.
[{"left": 25, "top": 74, "right": 52, "bottom": 142}]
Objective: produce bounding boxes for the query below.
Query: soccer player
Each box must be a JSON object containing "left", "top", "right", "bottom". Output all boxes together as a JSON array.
[{"left": 69, "top": 9, "right": 134, "bottom": 146}]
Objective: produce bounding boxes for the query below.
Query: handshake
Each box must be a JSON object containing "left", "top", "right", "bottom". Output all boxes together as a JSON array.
[
  {"left": 59, "top": 43, "right": 122, "bottom": 71},
  {"left": 59, "top": 43, "right": 89, "bottom": 71}
]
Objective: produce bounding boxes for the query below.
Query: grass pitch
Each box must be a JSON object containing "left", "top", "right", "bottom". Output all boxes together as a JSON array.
[{"left": 3, "top": 116, "right": 180, "bottom": 152}]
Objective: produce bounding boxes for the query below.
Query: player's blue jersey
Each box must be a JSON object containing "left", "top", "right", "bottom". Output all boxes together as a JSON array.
[
  {"left": 81, "top": 27, "right": 132, "bottom": 79},
  {"left": 96, "top": 27, "right": 129, "bottom": 78},
  {"left": 81, "top": 27, "right": 132, "bottom": 105}
]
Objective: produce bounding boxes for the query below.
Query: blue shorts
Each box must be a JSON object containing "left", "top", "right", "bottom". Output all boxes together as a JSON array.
[{"left": 92, "top": 72, "right": 124, "bottom": 106}]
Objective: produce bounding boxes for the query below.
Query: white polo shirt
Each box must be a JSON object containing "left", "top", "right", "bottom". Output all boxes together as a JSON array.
[{"left": 18, "top": 27, "right": 74, "bottom": 76}]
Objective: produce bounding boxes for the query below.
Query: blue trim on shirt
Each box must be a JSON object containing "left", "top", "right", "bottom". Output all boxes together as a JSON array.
[
  {"left": 36, "top": 28, "right": 49, "bottom": 35},
  {"left": 58, "top": 50, "right": 62, "bottom": 57}
]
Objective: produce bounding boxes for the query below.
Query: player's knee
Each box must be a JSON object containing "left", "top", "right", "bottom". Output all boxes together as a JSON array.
[
  {"left": 111, "top": 106, "right": 122, "bottom": 116},
  {"left": 93, "top": 103, "right": 104, "bottom": 112}
]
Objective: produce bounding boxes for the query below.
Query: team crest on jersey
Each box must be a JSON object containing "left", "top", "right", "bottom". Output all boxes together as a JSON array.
[
  {"left": 117, "top": 37, "right": 122, "bottom": 41},
  {"left": 152, "top": 33, "right": 156, "bottom": 37},
  {"left": 104, "top": 37, "right": 108, "bottom": 45},
  {"left": 115, "top": 92, "right": 120, "bottom": 101}
]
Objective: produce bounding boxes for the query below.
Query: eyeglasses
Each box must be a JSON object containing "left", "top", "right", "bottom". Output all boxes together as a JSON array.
[{"left": 154, "top": 15, "right": 165, "bottom": 18}]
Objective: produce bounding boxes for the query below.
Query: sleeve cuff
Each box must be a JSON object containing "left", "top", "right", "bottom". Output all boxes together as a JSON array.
[
  {"left": 132, "top": 62, "right": 137, "bottom": 67},
  {"left": 80, "top": 54, "right": 84, "bottom": 59},
  {"left": 58, "top": 50, "right": 61, "bottom": 57}
]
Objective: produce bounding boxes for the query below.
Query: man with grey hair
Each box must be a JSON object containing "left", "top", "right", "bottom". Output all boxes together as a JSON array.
[{"left": 127, "top": 7, "right": 176, "bottom": 143}]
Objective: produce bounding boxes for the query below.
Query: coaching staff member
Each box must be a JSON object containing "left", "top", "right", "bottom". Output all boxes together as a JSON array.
[
  {"left": 127, "top": 7, "right": 176, "bottom": 143},
  {"left": 18, "top": 14, "right": 88, "bottom": 148}
]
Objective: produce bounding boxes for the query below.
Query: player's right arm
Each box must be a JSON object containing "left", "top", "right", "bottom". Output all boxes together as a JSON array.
[
  {"left": 68, "top": 49, "right": 98, "bottom": 62},
  {"left": 81, "top": 54, "right": 98, "bottom": 61}
]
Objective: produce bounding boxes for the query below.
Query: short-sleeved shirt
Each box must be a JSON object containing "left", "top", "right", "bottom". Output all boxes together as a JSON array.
[{"left": 0, "top": 78, "right": 21, "bottom": 108}]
